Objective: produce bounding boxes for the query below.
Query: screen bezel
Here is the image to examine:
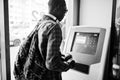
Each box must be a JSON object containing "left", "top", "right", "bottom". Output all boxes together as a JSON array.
[{"left": 64, "top": 26, "right": 106, "bottom": 65}]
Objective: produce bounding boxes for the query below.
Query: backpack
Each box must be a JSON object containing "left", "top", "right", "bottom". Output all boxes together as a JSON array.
[{"left": 13, "top": 20, "right": 56, "bottom": 80}]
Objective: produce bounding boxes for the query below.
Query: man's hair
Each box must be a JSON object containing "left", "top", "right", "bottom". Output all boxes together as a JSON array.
[{"left": 48, "top": 0, "right": 67, "bottom": 14}]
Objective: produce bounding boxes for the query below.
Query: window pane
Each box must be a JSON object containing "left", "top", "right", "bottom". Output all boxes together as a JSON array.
[
  {"left": 9, "top": 0, "right": 68, "bottom": 80},
  {"left": 9, "top": 0, "right": 48, "bottom": 80}
]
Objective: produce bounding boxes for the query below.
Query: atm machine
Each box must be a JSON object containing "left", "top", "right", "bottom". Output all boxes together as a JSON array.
[{"left": 62, "top": 26, "right": 111, "bottom": 80}]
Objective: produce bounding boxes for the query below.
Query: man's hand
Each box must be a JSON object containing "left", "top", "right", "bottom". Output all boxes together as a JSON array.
[
  {"left": 69, "top": 60, "right": 75, "bottom": 68},
  {"left": 61, "top": 54, "right": 76, "bottom": 68},
  {"left": 64, "top": 54, "right": 72, "bottom": 61},
  {"left": 61, "top": 54, "right": 72, "bottom": 61}
]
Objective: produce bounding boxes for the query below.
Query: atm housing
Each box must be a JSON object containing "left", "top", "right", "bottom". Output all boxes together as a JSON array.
[{"left": 63, "top": 26, "right": 109, "bottom": 78}]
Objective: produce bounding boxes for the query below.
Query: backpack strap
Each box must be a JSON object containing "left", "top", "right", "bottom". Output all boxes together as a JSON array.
[
  {"left": 37, "top": 20, "right": 57, "bottom": 31},
  {"left": 27, "top": 20, "right": 56, "bottom": 39}
]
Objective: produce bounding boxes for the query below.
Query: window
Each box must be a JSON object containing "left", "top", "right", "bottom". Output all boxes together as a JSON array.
[{"left": 8, "top": 0, "right": 68, "bottom": 80}]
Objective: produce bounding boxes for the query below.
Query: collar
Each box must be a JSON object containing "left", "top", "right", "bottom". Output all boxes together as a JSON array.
[{"left": 46, "top": 14, "right": 59, "bottom": 23}]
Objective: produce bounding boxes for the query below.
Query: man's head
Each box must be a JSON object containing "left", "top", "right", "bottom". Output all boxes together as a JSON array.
[{"left": 48, "top": 0, "right": 67, "bottom": 21}]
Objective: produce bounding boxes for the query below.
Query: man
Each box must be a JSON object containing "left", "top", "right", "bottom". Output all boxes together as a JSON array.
[{"left": 38, "top": 0, "right": 75, "bottom": 80}]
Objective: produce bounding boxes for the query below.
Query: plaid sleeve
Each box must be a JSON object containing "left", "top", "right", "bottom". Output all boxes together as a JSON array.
[{"left": 46, "top": 24, "right": 70, "bottom": 72}]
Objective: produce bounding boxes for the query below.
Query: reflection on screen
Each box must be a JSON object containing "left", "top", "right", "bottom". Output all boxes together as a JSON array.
[{"left": 71, "top": 32, "right": 99, "bottom": 55}]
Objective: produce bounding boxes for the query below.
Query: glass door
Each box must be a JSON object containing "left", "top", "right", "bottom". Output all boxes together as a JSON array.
[
  {"left": 8, "top": 0, "right": 68, "bottom": 80},
  {"left": 8, "top": 0, "right": 49, "bottom": 80}
]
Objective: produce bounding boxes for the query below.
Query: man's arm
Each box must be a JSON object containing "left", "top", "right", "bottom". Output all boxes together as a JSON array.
[{"left": 45, "top": 24, "right": 71, "bottom": 72}]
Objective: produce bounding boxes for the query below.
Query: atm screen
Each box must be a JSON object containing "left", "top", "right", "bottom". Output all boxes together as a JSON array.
[{"left": 71, "top": 32, "right": 99, "bottom": 55}]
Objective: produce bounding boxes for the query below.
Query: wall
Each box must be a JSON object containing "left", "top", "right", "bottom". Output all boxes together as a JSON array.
[
  {"left": 62, "top": 0, "right": 113, "bottom": 80},
  {"left": 79, "top": 0, "right": 113, "bottom": 28}
]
